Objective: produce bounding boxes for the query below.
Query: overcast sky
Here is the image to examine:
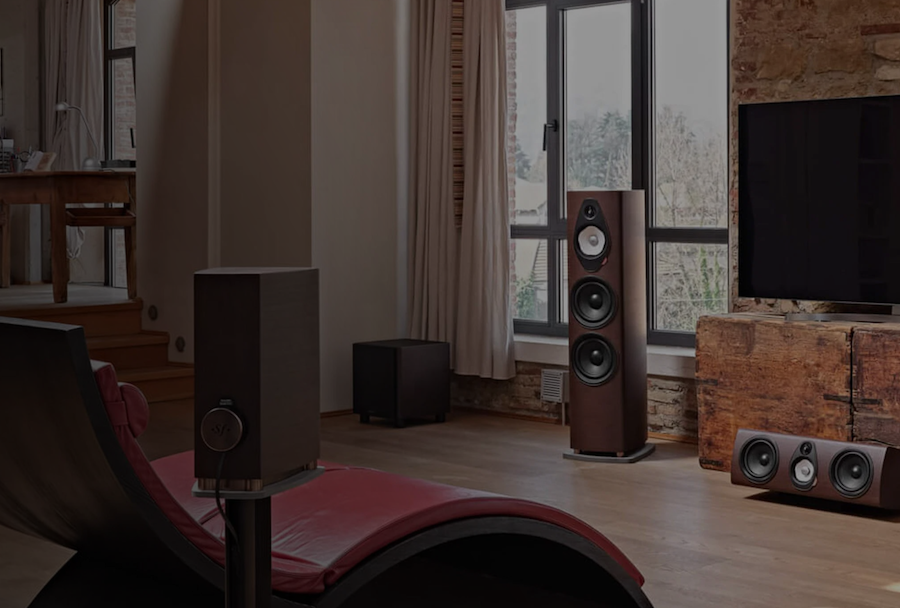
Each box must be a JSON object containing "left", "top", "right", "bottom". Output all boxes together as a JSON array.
[{"left": 514, "top": 0, "right": 728, "bottom": 161}]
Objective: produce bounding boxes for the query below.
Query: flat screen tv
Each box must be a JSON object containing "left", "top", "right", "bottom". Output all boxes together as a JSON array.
[{"left": 738, "top": 94, "right": 900, "bottom": 306}]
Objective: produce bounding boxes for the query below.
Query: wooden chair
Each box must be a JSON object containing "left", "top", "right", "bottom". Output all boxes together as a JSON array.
[{"left": 0, "top": 171, "right": 137, "bottom": 303}]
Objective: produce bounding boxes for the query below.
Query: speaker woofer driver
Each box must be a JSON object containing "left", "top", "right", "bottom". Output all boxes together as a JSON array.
[
  {"left": 571, "top": 277, "right": 617, "bottom": 329},
  {"left": 571, "top": 334, "right": 617, "bottom": 387},
  {"left": 830, "top": 450, "right": 873, "bottom": 498},
  {"left": 739, "top": 437, "right": 778, "bottom": 484}
]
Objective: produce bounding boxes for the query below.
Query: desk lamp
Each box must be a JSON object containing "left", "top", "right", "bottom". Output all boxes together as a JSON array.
[{"left": 55, "top": 102, "right": 102, "bottom": 171}]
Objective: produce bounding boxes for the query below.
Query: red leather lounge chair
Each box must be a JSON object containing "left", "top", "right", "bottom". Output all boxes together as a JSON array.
[{"left": 0, "top": 317, "right": 654, "bottom": 608}]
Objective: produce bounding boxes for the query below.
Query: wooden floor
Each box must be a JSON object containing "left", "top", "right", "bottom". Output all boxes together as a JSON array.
[
  {"left": 0, "top": 283, "right": 129, "bottom": 312},
  {"left": 3, "top": 407, "right": 900, "bottom": 608}
]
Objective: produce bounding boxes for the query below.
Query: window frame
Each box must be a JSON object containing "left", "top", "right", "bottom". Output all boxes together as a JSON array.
[
  {"left": 508, "top": 0, "right": 647, "bottom": 339},
  {"left": 645, "top": 0, "right": 729, "bottom": 348},
  {"left": 103, "top": 0, "right": 136, "bottom": 161},
  {"left": 506, "top": 0, "right": 730, "bottom": 348},
  {"left": 102, "top": 0, "right": 136, "bottom": 288}
]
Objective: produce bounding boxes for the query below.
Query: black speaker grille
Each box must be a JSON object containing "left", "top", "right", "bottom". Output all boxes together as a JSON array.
[
  {"left": 829, "top": 450, "right": 873, "bottom": 498},
  {"left": 571, "top": 277, "right": 616, "bottom": 329},
  {"left": 571, "top": 335, "right": 617, "bottom": 386},
  {"left": 739, "top": 437, "right": 778, "bottom": 484}
]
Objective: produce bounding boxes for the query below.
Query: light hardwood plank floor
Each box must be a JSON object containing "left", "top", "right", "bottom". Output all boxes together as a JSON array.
[{"left": 2, "top": 405, "right": 900, "bottom": 608}]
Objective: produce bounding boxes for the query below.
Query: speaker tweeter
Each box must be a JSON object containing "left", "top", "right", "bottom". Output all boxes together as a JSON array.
[{"left": 789, "top": 441, "right": 817, "bottom": 491}]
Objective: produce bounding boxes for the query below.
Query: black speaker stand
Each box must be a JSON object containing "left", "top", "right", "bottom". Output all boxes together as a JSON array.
[
  {"left": 193, "top": 468, "right": 324, "bottom": 608},
  {"left": 562, "top": 443, "right": 656, "bottom": 464}
]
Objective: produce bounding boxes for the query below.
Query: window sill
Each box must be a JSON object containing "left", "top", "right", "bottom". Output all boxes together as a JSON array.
[{"left": 514, "top": 334, "right": 695, "bottom": 380}]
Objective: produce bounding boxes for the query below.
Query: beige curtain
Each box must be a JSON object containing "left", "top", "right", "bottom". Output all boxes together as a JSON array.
[
  {"left": 42, "top": 0, "right": 104, "bottom": 260},
  {"left": 407, "top": 0, "right": 459, "bottom": 355},
  {"left": 454, "top": 0, "right": 515, "bottom": 380},
  {"left": 408, "top": 0, "right": 515, "bottom": 380}
]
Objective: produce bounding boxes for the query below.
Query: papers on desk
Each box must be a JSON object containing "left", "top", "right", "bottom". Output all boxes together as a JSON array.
[{"left": 22, "top": 151, "right": 56, "bottom": 172}]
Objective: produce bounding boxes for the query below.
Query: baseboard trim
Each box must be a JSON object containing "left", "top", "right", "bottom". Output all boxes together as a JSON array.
[
  {"left": 321, "top": 409, "right": 353, "bottom": 419},
  {"left": 453, "top": 407, "right": 699, "bottom": 445},
  {"left": 648, "top": 431, "right": 698, "bottom": 445},
  {"left": 452, "top": 406, "right": 560, "bottom": 425},
  {"left": 329, "top": 406, "right": 699, "bottom": 445}
]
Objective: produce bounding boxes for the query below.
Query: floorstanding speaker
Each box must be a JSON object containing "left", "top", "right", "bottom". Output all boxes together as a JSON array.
[
  {"left": 731, "top": 429, "right": 900, "bottom": 510},
  {"left": 194, "top": 267, "right": 320, "bottom": 492},
  {"left": 563, "top": 191, "right": 654, "bottom": 464}
]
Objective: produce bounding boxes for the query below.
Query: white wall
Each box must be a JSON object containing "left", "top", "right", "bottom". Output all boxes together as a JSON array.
[
  {"left": 138, "top": 0, "right": 408, "bottom": 412},
  {"left": 138, "top": 0, "right": 314, "bottom": 363},
  {"left": 0, "top": 0, "right": 39, "bottom": 149},
  {"left": 311, "top": 0, "right": 409, "bottom": 412},
  {"left": 219, "top": 0, "right": 312, "bottom": 268},
  {"left": 0, "top": 0, "right": 41, "bottom": 284},
  {"left": 136, "top": 0, "right": 210, "bottom": 362}
]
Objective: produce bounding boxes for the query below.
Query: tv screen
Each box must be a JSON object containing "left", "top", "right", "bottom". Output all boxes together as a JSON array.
[{"left": 738, "top": 94, "right": 900, "bottom": 306}]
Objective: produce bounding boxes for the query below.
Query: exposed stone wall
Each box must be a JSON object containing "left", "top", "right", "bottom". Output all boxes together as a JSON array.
[
  {"left": 730, "top": 0, "right": 900, "bottom": 314},
  {"left": 452, "top": 366, "right": 700, "bottom": 441},
  {"left": 452, "top": 362, "right": 565, "bottom": 423},
  {"left": 647, "top": 376, "right": 698, "bottom": 440}
]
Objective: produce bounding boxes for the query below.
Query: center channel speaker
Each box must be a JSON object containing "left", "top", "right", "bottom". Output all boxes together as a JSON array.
[
  {"left": 194, "top": 267, "right": 320, "bottom": 492},
  {"left": 563, "top": 191, "right": 654, "bottom": 464},
  {"left": 731, "top": 429, "right": 900, "bottom": 510}
]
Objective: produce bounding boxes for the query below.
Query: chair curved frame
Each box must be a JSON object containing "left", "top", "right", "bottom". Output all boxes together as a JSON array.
[{"left": 0, "top": 317, "right": 653, "bottom": 607}]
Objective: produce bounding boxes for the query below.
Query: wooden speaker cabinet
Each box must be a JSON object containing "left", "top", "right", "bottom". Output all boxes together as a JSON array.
[
  {"left": 564, "top": 191, "right": 653, "bottom": 463},
  {"left": 194, "top": 267, "right": 320, "bottom": 491},
  {"left": 732, "top": 429, "right": 900, "bottom": 510}
]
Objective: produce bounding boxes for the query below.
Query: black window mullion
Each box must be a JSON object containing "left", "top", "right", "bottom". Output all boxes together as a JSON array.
[
  {"left": 105, "top": 47, "right": 134, "bottom": 61},
  {"left": 547, "top": 2, "right": 563, "bottom": 234},
  {"left": 103, "top": 1, "right": 113, "bottom": 287},
  {"left": 648, "top": 227, "right": 728, "bottom": 244}
]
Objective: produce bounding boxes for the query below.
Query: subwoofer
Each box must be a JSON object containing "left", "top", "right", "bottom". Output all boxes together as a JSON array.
[
  {"left": 731, "top": 429, "right": 900, "bottom": 509},
  {"left": 564, "top": 191, "right": 653, "bottom": 463},
  {"left": 194, "top": 267, "right": 321, "bottom": 492}
]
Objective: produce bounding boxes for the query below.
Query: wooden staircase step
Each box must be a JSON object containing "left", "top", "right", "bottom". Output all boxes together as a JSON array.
[
  {"left": 118, "top": 364, "right": 194, "bottom": 404},
  {"left": 87, "top": 331, "right": 169, "bottom": 371},
  {"left": 1, "top": 300, "right": 143, "bottom": 337}
]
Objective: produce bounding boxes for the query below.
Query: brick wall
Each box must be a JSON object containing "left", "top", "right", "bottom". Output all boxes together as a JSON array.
[
  {"left": 453, "top": 366, "right": 698, "bottom": 440},
  {"left": 647, "top": 376, "right": 697, "bottom": 440},
  {"left": 453, "top": 362, "right": 564, "bottom": 422},
  {"left": 730, "top": 0, "right": 900, "bottom": 314}
]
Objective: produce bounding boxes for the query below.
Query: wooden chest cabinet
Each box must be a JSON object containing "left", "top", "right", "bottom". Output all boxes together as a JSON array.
[{"left": 696, "top": 313, "right": 900, "bottom": 472}]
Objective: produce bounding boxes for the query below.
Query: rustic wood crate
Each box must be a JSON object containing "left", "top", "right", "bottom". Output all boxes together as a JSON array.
[
  {"left": 696, "top": 314, "right": 854, "bottom": 472},
  {"left": 852, "top": 324, "right": 900, "bottom": 447}
]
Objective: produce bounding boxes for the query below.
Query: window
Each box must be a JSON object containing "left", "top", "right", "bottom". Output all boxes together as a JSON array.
[
  {"left": 506, "top": 0, "right": 728, "bottom": 346},
  {"left": 103, "top": 0, "right": 137, "bottom": 289},
  {"left": 649, "top": 0, "right": 728, "bottom": 346}
]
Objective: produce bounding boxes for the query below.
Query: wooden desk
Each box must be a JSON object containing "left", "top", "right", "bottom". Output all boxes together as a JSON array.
[{"left": 0, "top": 171, "right": 137, "bottom": 303}]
